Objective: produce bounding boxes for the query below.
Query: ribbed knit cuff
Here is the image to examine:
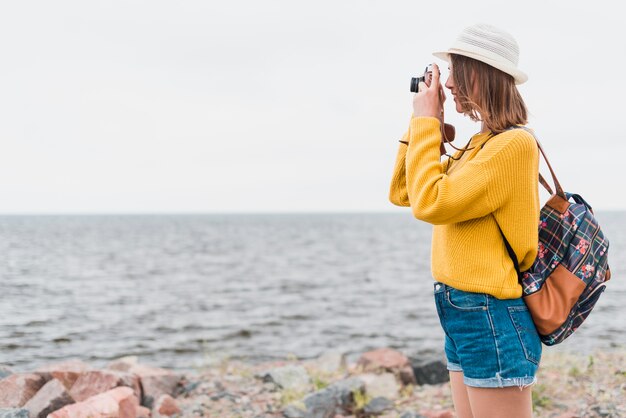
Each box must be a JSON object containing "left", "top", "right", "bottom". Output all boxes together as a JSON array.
[{"left": 409, "top": 117, "right": 441, "bottom": 145}]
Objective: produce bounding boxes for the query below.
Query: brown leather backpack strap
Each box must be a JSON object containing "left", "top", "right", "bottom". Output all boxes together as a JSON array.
[
  {"left": 539, "top": 173, "right": 553, "bottom": 195},
  {"left": 529, "top": 133, "right": 566, "bottom": 198}
]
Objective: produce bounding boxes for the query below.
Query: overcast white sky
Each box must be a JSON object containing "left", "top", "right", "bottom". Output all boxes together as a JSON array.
[{"left": 0, "top": 0, "right": 624, "bottom": 213}]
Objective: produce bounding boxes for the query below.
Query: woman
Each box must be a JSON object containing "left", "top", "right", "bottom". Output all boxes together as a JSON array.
[{"left": 389, "top": 24, "right": 542, "bottom": 418}]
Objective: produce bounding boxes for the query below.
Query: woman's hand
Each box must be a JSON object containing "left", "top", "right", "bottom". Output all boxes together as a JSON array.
[{"left": 412, "top": 63, "right": 445, "bottom": 119}]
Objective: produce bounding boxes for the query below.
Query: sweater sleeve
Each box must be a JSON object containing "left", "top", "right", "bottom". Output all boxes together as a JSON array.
[
  {"left": 389, "top": 124, "right": 448, "bottom": 207},
  {"left": 389, "top": 131, "right": 411, "bottom": 206},
  {"left": 406, "top": 116, "right": 538, "bottom": 225}
]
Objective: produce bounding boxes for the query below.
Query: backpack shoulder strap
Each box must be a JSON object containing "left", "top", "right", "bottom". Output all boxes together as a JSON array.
[{"left": 496, "top": 222, "right": 522, "bottom": 283}]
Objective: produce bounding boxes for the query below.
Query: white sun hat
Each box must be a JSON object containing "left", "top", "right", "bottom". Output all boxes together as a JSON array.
[{"left": 432, "top": 23, "right": 528, "bottom": 85}]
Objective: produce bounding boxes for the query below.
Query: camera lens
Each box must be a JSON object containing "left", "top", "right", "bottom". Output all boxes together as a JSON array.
[{"left": 410, "top": 76, "right": 424, "bottom": 93}]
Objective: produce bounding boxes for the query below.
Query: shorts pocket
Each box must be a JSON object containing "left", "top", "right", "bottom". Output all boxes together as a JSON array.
[
  {"left": 508, "top": 305, "right": 542, "bottom": 365},
  {"left": 445, "top": 288, "right": 488, "bottom": 311}
]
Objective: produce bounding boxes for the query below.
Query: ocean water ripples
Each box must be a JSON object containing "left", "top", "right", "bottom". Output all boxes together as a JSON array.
[{"left": 1, "top": 212, "right": 624, "bottom": 372}]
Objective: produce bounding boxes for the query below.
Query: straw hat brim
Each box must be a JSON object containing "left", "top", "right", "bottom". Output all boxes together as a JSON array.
[{"left": 433, "top": 48, "right": 528, "bottom": 85}]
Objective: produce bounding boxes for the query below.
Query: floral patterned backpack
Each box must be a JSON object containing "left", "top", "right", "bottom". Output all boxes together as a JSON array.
[{"left": 498, "top": 127, "right": 611, "bottom": 346}]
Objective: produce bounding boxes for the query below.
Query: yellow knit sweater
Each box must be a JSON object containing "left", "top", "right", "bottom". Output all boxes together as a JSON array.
[{"left": 389, "top": 117, "right": 540, "bottom": 299}]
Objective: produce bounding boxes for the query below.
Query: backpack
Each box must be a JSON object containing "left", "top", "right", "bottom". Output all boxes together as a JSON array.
[{"left": 497, "top": 127, "right": 611, "bottom": 346}]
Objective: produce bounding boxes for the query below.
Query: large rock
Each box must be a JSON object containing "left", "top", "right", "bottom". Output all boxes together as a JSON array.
[
  {"left": 69, "top": 370, "right": 141, "bottom": 402},
  {"left": 298, "top": 388, "right": 335, "bottom": 418},
  {"left": 0, "top": 409, "right": 29, "bottom": 418},
  {"left": 48, "top": 387, "right": 139, "bottom": 418},
  {"left": 282, "top": 405, "right": 306, "bottom": 418},
  {"left": 122, "top": 364, "right": 182, "bottom": 408},
  {"left": 0, "top": 373, "right": 46, "bottom": 408},
  {"left": 399, "top": 365, "right": 418, "bottom": 386},
  {"left": 357, "top": 348, "right": 410, "bottom": 371},
  {"left": 357, "top": 348, "right": 416, "bottom": 385},
  {"left": 136, "top": 405, "right": 151, "bottom": 418},
  {"left": 409, "top": 356, "right": 449, "bottom": 385},
  {"left": 297, "top": 376, "right": 365, "bottom": 418},
  {"left": 23, "top": 379, "right": 74, "bottom": 418},
  {"left": 152, "top": 394, "right": 180, "bottom": 418},
  {"left": 363, "top": 396, "right": 394, "bottom": 415},
  {"left": 259, "top": 365, "right": 311, "bottom": 392},
  {"left": 358, "top": 373, "right": 399, "bottom": 399},
  {"left": 35, "top": 360, "right": 94, "bottom": 390},
  {"left": 116, "top": 373, "right": 142, "bottom": 401}
]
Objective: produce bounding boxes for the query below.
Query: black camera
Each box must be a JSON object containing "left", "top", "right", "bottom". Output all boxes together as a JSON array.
[
  {"left": 410, "top": 64, "right": 433, "bottom": 93},
  {"left": 408, "top": 63, "right": 456, "bottom": 144}
]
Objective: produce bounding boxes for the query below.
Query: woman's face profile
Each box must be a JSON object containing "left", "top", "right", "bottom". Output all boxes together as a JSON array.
[
  {"left": 445, "top": 64, "right": 464, "bottom": 114},
  {"left": 445, "top": 62, "right": 480, "bottom": 116}
]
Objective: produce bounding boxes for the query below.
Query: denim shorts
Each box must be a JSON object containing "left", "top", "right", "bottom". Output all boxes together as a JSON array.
[{"left": 433, "top": 281, "right": 542, "bottom": 388}]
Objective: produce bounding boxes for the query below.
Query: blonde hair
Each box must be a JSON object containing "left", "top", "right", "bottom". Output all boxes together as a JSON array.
[{"left": 450, "top": 54, "right": 528, "bottom": 134}]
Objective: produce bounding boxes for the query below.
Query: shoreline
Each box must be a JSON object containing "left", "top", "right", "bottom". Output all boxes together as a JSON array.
[
  {"left": 1, "top": 347, "right": 624, "bottom": 418},
  {"left": 6, "top": 340, "right": 625, "bottom": 376}
]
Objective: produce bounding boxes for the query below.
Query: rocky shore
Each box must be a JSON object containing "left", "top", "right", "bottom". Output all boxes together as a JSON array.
[{"left": 1, "top": 347, "right": 624, "bottom": 418}]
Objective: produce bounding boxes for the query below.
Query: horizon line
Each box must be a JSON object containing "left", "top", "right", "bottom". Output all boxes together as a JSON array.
[{"left": 1, "top": 208, "right": 625, "bottom": 216}]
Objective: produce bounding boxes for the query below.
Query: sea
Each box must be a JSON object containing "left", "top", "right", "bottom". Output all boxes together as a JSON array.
[{"left": 1, "top": 213, "right": 624, "bottom": 373}]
